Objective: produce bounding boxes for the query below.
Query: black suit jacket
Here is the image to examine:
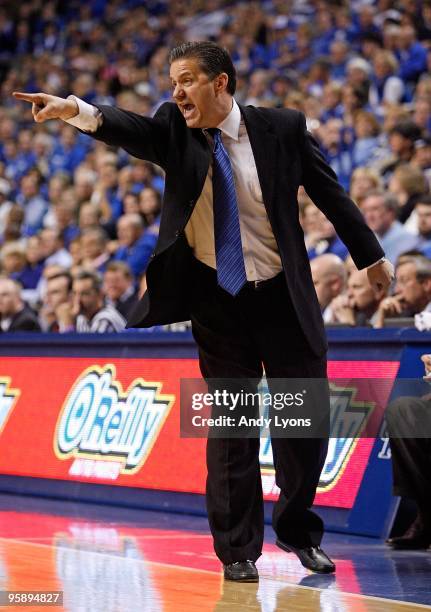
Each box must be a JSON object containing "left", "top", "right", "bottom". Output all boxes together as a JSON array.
[
  {"left": 91, "top": 102, "right": 384, "bottom": 356},
  {"left": 1, "top": 305, "right": 41, "bottom": 332}
]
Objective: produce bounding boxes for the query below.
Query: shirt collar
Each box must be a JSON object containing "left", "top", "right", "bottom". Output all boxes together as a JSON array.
[{"left": 216, "top": 99, "right": 241, "bottom": 141}]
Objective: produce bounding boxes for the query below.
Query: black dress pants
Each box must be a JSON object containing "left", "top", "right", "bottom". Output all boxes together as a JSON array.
[
  {"left": 190, "top": 258, "right": 328, "bottom": 564},
  {"left": 386, "top": 396, "right": 431, "bottom": 508}
]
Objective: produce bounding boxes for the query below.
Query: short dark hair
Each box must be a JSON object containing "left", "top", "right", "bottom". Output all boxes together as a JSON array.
[
  {"left": 168, "top": 41, "right": 236, "bottom": 95},
  {"left": 389, "top": 121, "right": 422, "bottom": 142},
  {"left": 47, "top": 271, "right": 73, "bottom": 292},
  {"left": 74, "top": 270, "right": 102, "bottom": 292},
  {"left": 415, "top": 194, "right": 431, "bottom": 207}
]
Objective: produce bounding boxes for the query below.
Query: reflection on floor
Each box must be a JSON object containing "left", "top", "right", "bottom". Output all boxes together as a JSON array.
[{"left": 0, "top": 494, "right": 429, "bottom": 611}]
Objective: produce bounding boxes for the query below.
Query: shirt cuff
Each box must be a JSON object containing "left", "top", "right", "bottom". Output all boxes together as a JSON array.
[
  {"left": 64, "top": 95, "right": 102, "bottom": 132},
  {"left": 367, "top": 256, "right": 387, "bottom": 269}
]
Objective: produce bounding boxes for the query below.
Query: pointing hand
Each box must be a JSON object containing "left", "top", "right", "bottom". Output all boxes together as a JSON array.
[{"left": 12, "top": 92, "right": 78, "bottom": 123}]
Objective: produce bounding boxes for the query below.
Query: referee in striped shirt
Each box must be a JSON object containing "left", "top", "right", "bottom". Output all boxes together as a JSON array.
[{"left": 73, "top": 270, "right": 126, "bottom": 333}]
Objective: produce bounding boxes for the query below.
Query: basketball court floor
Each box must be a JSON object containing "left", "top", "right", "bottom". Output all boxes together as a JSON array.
[{"left": 0, "top": 493, "right": 429, "bottom": 611}]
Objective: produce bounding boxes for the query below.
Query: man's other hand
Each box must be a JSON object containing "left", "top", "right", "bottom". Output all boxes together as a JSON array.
[
  {"left": 12, "top": 92, "right": 78, "bottom": 123},
  {"left": 367, "top": 258, "right": 394, "bottom": 293}
]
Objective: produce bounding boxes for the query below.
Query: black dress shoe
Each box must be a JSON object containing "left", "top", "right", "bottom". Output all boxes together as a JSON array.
[
  {"left": 387, "top": 516, "right": 431, "bottom": 550},
  {"left": 223, "top": 560, "right": 259, "bottom": 582},
  {"left": 276, "top": 539, "right": 336, "bottom": 573}
]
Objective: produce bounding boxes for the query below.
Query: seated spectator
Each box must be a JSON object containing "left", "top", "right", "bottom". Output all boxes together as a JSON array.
[
  {"left": 78, "top": 202, "right": 102, "bottom": 231},
  {"left": 113, "top": 213, "right": 158, "bottom": 279},
  {"left": 122, "top": 192, "right": 140, "bottom": 215},
  {"left": 361, "top": 191, "right": 418, "bottom": 264},
  {"left": 0, "top": 278, "right": 40, "bottom": 332},
  {"left": 328, "top": 268, "right": 387, "bottom": 326},
  {"left": 0, "top": 242, "right": 26, "bottom": 278},
  {"left": 74, "top": 167, "right": 98, "bottom": 205},
  {"left": 385, "top": 353, "right": 431, "bottom": 549},
  {"left": 139, "top": 187, "right": 162, "bottom": 227},
  {"left": 369, "top": 50, "right": 404, "bottom": 110},
  {"left": 2, "top": 204, "right": 25, "bottom": 246},
  {"left": 395, "top": 25, "right": 427, "bottom": 85},
  {"left": 349, "top": 167, "right": 382, "bottom": 207},
  {"left": 415, "top": 196, "right": 431, "bottom": 255},
  {"left": 328, "top": 40, "right": 349, "bottom": 81},
  {"left": 411, "top": 136, "right": 431, "bottom": 185},
  {"left": 80, "top": 227, "right": 111, "bottom": 273},
  {"left": 374, "top": 255, "right": 431, "bottom": 327},
  {"left": 16, "top": 170, "right": 48, "bottom": 236},
  {"left": 40, "top": 271, "right": 72, "bottom": 332},
  {"left": 103, "top": 261, "right": 139, "bottom": 320},
  {"left": 378, "top": 121, "right": 422, "bottom": 182},
  {"left": 315, "top": 118, "right": 353, "bottom": 190},
  {"left": 12, "top": 235, "right": 44, "bottom": 305},
  {"left": 90, "top": 158, "right": 122, "bottom": 222},
  {"left": 49, "top": 125, "right": 88, "bottom": 176},
  {"left": 412, "top": 97, "right": 431, "bottom": 133},
  {"left": 51, "top": 198, "right": 80, "bottom": 248},
  {"left": 320, "top": 82, "right": 343, "bottom": 123},
  {"left": 305, "top": 205, "right": 349, "bottom": 261},
  {"left": 352, "top": 111, "right": 381, "bottom": 168},
  {"left": 388, "top": 163, "right": 429, "bottom": 224},
  {"left": 310, "top": 254, "right": 346, "bottom": 323},
  {"left": 39, "top": 228, "right": 72, "bottom": 268},
  {"left": 63, "top": 270, "right": 126, "bottom": 333}
]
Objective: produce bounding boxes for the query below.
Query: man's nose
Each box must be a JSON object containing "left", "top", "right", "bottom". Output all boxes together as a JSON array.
[{"left": 173, "top": 85, "right": 185, "bottom": 100}]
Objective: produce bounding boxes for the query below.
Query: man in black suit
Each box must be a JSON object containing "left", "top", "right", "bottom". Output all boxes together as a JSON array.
[
  {"left": 0, "top": 278, "right": 40, "bottom": 332},
  {"left": 14, "top": 41, "right": 393, "bottom": 580}
]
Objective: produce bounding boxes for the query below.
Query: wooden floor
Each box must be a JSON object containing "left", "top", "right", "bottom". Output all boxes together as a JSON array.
[{"left": 0, "top": 500, "right": 430, "bottom": 611}]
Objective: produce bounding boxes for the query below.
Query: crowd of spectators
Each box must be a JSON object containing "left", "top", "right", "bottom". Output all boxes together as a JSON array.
[{"left": 2, "top": 0, "right": 431, "bottom": 331}]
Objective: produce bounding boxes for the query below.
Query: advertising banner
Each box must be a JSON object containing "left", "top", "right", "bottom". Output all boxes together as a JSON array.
[{"left": 0, "top": 357, "right": 399, "bottom": 510}]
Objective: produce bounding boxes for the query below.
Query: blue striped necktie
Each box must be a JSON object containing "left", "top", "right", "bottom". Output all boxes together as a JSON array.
[{"left": 209, "top": 128, "right": 247, "bottom": 296}]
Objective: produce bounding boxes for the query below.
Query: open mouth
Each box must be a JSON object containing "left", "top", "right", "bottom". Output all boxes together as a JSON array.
[{"left": 181, "top": 103, "right": 195, "bottom": 119}]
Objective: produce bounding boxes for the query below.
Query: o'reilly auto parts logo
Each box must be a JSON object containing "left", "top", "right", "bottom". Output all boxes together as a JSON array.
[{"left": 55, "top": 365, "right": 174, "bottom": 480}]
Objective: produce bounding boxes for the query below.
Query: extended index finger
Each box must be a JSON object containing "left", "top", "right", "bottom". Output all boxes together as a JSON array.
[{"left": 12, "top": 92, "right": 44, "bottom": 103}]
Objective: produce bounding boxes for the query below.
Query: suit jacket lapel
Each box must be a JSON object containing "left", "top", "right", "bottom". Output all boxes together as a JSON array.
[{"left": 239, "top": 104, "right": 278, "bottom": 216}]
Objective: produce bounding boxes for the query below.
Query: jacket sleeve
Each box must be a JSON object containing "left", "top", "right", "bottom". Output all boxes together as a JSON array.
[
  {"left": 297, "top": 112, "right": 384, "bottom": 270},
  {"left": 89, "top": 102, "right": 174, "bottom": 170}
]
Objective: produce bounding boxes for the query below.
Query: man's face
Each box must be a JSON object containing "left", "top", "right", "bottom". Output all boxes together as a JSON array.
[
  {"left": 81, "top": 233, "right": 105, "bottom": 259},
  {"left": 103, "top": 271, "right": 130, "bottom": 301},
  {"left": 416, "top": 203, "right": 431, "bottom": 236},
  {"left": 117, "top": 221, "right": 140, "bottom": 247},
  {"left": 361, "top": 196, "right": 392, "bottom": 234},
  {"left": 170, "top": 58, "right": 222, "bottom": 128},
  {"left": 79, "top": 205, "right": 98, "bottom": 229},
  {"left": 311, "top": 263, "right": 342, "bottom": 309},
  {"left": 46, "top": 277, "right": 70, "bottom": 310},
  {"left": 395, "top": 262, "right": 430, "bottom": 310},
  {"left": 72, "top": 279, "right": 101, "bottom": 317},
  {"left": 0, "top": 281, "right": 19, "bottom": 317},
  {"left": 347, "top": 269, "right": 375, "bottom": 311},
  {"left": 40, "top": 230, "right": 59, "bottom": 257}
]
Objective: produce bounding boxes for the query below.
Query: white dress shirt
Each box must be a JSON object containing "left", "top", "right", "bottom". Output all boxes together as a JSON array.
[{"left": 66, "top": 97, "right": 282, "bottom": 281}]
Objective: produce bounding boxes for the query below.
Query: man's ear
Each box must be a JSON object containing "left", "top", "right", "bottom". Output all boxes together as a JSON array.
[
  {"left": 423, "top": 277, "right": 431, "bottom": 297},
  {"left": 214, "top": 73, "right": 228, "bottom": 94}
]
